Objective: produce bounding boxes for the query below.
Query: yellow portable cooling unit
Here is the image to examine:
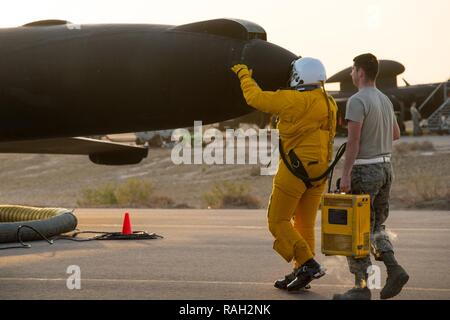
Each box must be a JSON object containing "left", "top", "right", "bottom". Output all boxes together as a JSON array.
[{"left": 321, "top": 193, "right": 371, "bottom": 259}]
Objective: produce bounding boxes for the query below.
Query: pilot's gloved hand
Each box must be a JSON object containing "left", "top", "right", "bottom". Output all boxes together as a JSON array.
[{"left": 231, "top": 64, "right": 252, "bottom": 80}]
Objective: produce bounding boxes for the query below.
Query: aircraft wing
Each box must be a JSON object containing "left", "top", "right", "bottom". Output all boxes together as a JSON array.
[{"left": 0, "top": 137, "right": 148, "bottom": 165}]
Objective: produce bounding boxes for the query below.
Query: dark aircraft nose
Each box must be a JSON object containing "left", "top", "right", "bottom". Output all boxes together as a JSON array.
[{"left": 241, "top": 39, "right": 297, "bottom": 91}]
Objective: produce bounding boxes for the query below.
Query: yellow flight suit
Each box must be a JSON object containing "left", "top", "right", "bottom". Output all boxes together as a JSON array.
[{"left": 235, "top": 66, "right": 337, "bottom": 268}]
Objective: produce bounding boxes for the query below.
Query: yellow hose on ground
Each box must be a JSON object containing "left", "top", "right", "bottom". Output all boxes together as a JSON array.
[
  {"left": 0, "top": 205, "right": 78, "bottom": 244},
  {"left": 0, "top": 205, "right": 69, "bottom": 223}
]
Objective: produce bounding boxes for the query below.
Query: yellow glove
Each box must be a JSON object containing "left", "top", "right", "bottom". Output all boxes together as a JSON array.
[{"left": 231, "top": 64, "right": 252, "bottom": 80}]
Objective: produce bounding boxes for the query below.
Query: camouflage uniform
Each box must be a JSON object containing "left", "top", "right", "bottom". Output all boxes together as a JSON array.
[
  {"left": 347, "top": 162, "right": 394, "bottom": 276},
  {"left": 410, "top": 105, "right": 422, "bottom": 136}
]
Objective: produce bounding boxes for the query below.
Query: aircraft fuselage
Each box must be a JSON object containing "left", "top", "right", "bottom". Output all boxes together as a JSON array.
[{"left": 0, "top": 19, "right": 297, "bottom": 142}]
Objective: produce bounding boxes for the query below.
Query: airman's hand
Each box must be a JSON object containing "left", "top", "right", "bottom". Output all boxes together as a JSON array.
[{"left": 340, "top": 174, "right": 351, "bottom": 193}]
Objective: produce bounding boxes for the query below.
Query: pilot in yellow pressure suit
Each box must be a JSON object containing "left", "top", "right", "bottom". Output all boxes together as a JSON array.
[{"left": 231, "top": 57, "right": 337, "bottom": 291}]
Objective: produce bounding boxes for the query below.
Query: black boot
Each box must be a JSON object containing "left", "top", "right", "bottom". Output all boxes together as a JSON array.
[
  {"left": 274, "top": 270, "right": 296, "bottom": 290},
  {"left": 333, "top": 271, "right": 371, "bottom": 300},
  {"left": 380, "top": 252, "right": 409, "bottom": 299},
  {"left": 274, "top": 269, "right": 311, "bottom": 290},
  {"left": 286, "top": 259, "right": 325, "bottom": 292},
  {"left": 333, "top": 287, "right": 371, "bottom": 300}
]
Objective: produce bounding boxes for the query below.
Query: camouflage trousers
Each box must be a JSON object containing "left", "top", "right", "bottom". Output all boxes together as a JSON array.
[{"left": 346, "top": 162, "right": 395, "bottom": 276}]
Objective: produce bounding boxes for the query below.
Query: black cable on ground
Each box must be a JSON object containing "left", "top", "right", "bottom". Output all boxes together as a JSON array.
[
  {"left": 54, "top": 230, "right": 164, "bottom": 241},
  {"left": 0, "top": 228, "right": 163, "bottom": 250},
  {"left": 0, "top": 225, "right": 54, "bottom": 250}
]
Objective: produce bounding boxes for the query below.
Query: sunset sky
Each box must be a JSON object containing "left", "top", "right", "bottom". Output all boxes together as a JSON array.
[{"left": 1, "top": 0, "right": 449, "bottom": 86}]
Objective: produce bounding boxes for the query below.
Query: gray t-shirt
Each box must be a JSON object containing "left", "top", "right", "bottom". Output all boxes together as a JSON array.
[{"left": 345, "top": 87, "right": 395, "bottom": 159}]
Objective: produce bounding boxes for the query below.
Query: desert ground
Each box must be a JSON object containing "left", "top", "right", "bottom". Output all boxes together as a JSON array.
[
  {"left": 0, "top": 131, "right": 449, "bottom": 300},
  {"left": 0, "top": 134, "right": 448, "bottom": 210}
]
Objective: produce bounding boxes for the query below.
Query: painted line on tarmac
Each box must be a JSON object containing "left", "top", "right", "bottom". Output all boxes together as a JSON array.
[
  {"left": 0, "top": 277, "right": 449, "bottom": 293},
  {"left": 79, "top": 224, "right": 266, "bottom": 230},
  {"left": 389, "top": 228, "right": 450, "bottom": 232},
  {"left": 78, "top": 224, "right": 450, "bottom": 232}
]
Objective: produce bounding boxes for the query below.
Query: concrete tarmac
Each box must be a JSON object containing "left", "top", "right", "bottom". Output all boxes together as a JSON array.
[{"left": 1, "top": 209, "right": 449, "bottom": 300}]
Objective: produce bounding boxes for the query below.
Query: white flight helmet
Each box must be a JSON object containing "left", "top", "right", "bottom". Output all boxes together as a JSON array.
[{"left": 289, "top": 57, "right": 327, "bottom": 87}]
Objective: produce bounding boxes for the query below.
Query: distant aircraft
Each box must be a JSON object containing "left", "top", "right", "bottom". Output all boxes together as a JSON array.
[
  {"left": 327, "top": 60, "right": 450, "bottom": 134},
  {"left": 0, "top": 18, "right": 296, "bottom": 164}
]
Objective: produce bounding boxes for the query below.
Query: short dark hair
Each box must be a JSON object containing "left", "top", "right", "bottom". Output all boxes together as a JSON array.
[{"left": 353, "top": 53, "right": 379, "bottom": 81}]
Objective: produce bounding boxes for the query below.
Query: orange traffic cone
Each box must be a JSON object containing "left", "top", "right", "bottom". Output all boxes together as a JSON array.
[{"left": 122, "top": 212, "right": 133, "bottom": 235}]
